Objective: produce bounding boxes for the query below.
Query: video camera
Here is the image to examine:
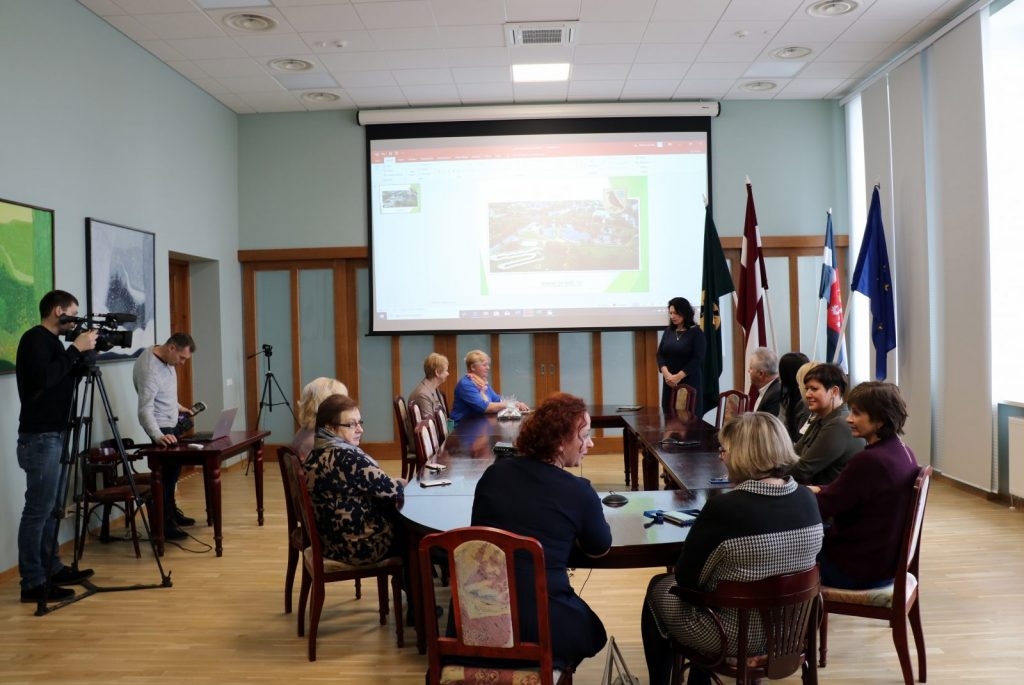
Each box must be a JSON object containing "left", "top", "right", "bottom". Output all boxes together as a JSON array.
[{"left": 60, "top": 312, "right": 135, "bottom": 352}]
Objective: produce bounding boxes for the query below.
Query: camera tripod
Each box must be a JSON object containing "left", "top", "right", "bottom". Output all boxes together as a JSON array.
[
  {"left": 36, "top": 361, "right": 172, "bottom": 615},
  {"left": 245, "top": 343, "right": 295, "bottom": 474}
]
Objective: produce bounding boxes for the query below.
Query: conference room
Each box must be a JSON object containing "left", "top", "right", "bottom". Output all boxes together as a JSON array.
[{"left": 2, "top": 0, "right": 1022, "bottom": 683}]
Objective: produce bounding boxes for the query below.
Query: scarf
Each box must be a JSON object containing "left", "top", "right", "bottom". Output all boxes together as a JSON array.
[
  {"left": 311, "top": 426, "right": 379, "bottom": 467},
  {"left": 466, "top": 372, "right": 488, "bottom": 390}
]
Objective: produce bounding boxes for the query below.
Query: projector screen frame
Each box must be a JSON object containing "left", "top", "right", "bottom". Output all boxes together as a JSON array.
[{"left": 364, "top": 115, "right": 713, "bottom": 336}]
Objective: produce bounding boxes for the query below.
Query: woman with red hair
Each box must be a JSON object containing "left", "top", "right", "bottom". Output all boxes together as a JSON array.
[{"left": 471, "top": 392, "right": 612, "bottom": 671}]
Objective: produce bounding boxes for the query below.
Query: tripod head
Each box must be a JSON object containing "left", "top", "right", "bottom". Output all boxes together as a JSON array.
[{"left": 247, "top": 343, "right": 273, "bottom": 360}]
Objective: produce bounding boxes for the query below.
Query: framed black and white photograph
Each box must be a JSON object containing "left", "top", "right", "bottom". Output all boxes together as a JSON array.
[{"left": 85, "top": 218, "right": 155, "bottom": 361}]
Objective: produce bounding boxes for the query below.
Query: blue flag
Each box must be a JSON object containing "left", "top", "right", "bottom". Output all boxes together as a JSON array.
[{"left": 851, "top": 187, "right": 896, "bottom": 380}]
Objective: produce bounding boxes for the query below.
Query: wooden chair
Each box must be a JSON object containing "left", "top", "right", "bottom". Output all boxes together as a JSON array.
[
  {"left": 670, "top": 383, "right": 698, "bottom": 417},
  {"left": 818, "top": 465, "right": 933, "bottom": 685},
  {"left": 668, "top": 566, "right": 821, "bottom": 685},
  {"left": 75, "top": 447, "right": 152, "bottom": 560},
  {"left": 418, "top": 526, "right": 573, "bottom": 685},
  {"left": 277, "top": 446, "right": 304, "bottom": 614},
  {"left": 433, "top": 405, "right": 450, "bottom": 445},
  {"left": 279, "top": 450, "right": 404, "bottom": 660},
  {"left": 414, "top": 419, "right": 439, "bottom": 471},
  {"left": 394, "top": 395, "right": 417, "bottom": 480},
  {"left": 716, "top": 390, "right": 748, "bottom": 430}
]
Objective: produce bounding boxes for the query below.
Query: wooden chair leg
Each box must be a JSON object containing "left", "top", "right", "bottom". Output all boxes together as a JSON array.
[
  {"left": 298, "top": 568, "right": 311, "bottom": 637},
  {"left": 818, "top": 611, "right": 829, "bottom": 667},
  {"left": 376, "top": 575, "right": 389, "bottom": 625},
  {"left": 891, "top": 614, "right": 915, "bottom": 685},
  {"left": 284, "top": 547, "right": 298, "bottom": 614},
  {"left": 355, "top": 577, "right": 362, "bottom": 599},
  {"left": 391, "top": 570, "right": 405, "bottom": 648},
  {"left": 307, "top": 582, "right": 324, "bottom": 661},
  {"left": 909, "top": 600, "right": 927, "bottom": 682}
]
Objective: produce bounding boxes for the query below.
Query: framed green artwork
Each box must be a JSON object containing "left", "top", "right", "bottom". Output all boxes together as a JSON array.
[{"left": 0, "top": 196, "right": 55, "bottom": 373}]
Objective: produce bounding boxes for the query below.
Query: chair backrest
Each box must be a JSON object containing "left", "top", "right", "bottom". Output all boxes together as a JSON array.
[
  {"left": 280, "top": 450, "right": 317, "bottom": 567},
  {"left": 411, "top": 403, "right": 423, "bottom": 425},
  {"left": 414, "top": 419, "right": 438, "bottom": 468},
  {"left": 393, "top": 395, "right": 414, "bottom": 456},
  {"left": 676, "top": 565, "right": 821, "bottom": 681},
  {"left": 896, "top": 465, "right": 933, "bottom": 599},
  {"left": 433, "top": 405, "right": 450, "bottom": 444},
  {"left": 419, "top": 526, "right": 556, "bottom": 685},
  {"left": 277, "top": 446, "right": 302, "bottom": 547},
  {"left": 671, "top": 383, "right": 697, "bottom": 416},
  {"left": 716, "top": 390, "right": 748, "bottom": 430}
]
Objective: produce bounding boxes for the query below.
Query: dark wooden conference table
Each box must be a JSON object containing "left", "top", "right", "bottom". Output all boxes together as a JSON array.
[
  {"left": 138, "top": 429, "right": 271, "bottom": 556},
  {"left": 397, "top": 406, "right": 729, "bottom": 653}
]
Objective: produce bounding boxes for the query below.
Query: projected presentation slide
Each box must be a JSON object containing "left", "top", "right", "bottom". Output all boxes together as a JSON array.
[{"left": 369, "top": 129, "right": 708, "bottom": 333}]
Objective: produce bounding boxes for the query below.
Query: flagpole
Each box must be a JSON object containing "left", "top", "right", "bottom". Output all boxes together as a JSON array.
[{"left": 811, "top": 303, "right": 823, "bottom": 360}]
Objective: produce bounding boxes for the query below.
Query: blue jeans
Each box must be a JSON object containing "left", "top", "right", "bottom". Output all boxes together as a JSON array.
[{"left": 17, "top": 432, "right": 67, "bottom": 589}]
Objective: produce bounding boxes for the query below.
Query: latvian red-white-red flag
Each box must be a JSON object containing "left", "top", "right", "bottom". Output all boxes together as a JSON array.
[{"left": 736, "top": 181, "right": 774, "bottom": 389}]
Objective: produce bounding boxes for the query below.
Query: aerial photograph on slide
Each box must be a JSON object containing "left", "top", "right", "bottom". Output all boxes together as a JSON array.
[{"left": 487, "top": 191, "right": 641, "bottom": 273}]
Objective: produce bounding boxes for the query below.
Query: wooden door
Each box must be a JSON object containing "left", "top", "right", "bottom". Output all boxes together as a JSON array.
[{"left": 168, "top": 258, "right": 193, "bottom": 407}]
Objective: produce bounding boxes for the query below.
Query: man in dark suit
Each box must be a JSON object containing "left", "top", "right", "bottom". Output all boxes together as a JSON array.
[{"left": 748, "top": 347, "right": 781, "bottom": 416}]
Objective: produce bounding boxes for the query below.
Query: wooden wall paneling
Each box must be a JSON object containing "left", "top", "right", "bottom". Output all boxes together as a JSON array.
[
  {"left": 591, "top": 332, "right": 604, "bottom": 406},
  {"left": 289, "top": 268, "right": 301, "bottom": 426},
  {"left": 168, "top": 258, "right": 193, "bottom": 407},
  {"left": 434, "top": 334, "right": 457, "bottom": 409},
  {"left": 241, "top": 263, "right": 258, "bottom": 431}
]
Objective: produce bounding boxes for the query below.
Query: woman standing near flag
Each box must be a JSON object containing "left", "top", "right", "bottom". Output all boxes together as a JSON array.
[{"left": 657, "top": 297, "right": 706, "bottom": 417}]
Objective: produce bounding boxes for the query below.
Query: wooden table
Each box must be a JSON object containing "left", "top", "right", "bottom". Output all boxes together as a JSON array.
[
  {"left": 588, "top": 406, "right": 728, "bottom": 492},
  {"left": 140, "top": 430, "right": 270, "bottom": 556},
  {"left": 397, "top": 414, "right": 711, "bottom": 653}
]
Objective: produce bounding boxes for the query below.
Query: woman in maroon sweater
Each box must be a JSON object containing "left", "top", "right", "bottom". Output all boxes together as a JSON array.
[{"left": 809, "top": 382, "right": 920, "bottom": 589}]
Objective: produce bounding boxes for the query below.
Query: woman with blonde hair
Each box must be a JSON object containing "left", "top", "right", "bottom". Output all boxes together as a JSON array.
[
  {"left": 407, "top": 352, "right": 449, "bottom": 421},
  {"left": 290, "top": 377, "right": 348, "bottom": 458},
  {"left": 641, "top": 413, "right": 823, "bottom": 685},
  {"left": 449, "top": 349, "right": 528, "bottom": 423}
]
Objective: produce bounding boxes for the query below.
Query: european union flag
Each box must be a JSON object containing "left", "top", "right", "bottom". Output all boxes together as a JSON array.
[{"left": 851, "top": 186, "right": 896, "bottom": 380}]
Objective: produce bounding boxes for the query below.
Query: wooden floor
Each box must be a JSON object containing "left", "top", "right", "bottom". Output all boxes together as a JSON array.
[{"left": 2, "top": 453, "right": 1023, "bottom": 684}]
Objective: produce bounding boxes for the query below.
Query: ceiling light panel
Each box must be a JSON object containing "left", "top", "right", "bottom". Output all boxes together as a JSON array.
[{"left": 511, "top": 62, "right": 570, "bottom": 82}]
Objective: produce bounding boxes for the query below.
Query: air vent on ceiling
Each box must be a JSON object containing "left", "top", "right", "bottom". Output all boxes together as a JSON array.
[{"left": 505, "top": 22, "right": 579, "bottom": 47}]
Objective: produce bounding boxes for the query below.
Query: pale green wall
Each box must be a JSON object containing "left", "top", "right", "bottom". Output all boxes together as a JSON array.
[
  {"left": 237, "top": 101, "right": 847, "bottom": 248},
  {"left": 0, "top": 0, "right": 242, "bottom": 574}
]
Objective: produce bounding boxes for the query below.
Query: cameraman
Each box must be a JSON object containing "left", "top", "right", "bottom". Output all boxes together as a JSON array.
[
  {"left": 15, "top": 290, "right": 98, "bottom": 604},
  {"left": 132, "top": 332, "right": 197, "bottom": 541}
]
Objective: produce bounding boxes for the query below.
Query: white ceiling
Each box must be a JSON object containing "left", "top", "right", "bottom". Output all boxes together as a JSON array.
[{"left": 77, "top": 0, "right": 973, "bottom": 114}]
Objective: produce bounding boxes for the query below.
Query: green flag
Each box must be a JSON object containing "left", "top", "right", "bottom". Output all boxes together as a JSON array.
[{"left": 699, "top": 205, "right": 735, "bottom": 414}]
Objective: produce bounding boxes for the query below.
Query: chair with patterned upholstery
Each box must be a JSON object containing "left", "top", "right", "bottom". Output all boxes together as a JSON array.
[
  {"left": 418, "top": 526, "right": 573, "bottom": 685},
  {"left": 668, "top": 565, "right": 821, "bottom": 685},
  {"left": 394, "top": 395, "right": 417, "bottom": 480},
  {"left": 279, "top": 449, "right": 404, "bottom": 661},
  {"left": 818, "top": 465, "right": 932, "bottom": 685},
  {"left": 716, "top": 390, "right": 749, "bottom": 430},
  {"left": 669, "top": 383, "right": 698, "bottom": 418}
]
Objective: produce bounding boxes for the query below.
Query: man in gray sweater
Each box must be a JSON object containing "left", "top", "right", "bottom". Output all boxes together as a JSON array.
[{"left": 133, "top": 332, "right": 196, "bottom": 540}]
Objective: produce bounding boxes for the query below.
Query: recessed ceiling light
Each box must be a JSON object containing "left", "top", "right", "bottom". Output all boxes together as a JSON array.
[
  {"left": 302, "top": 92, "right": 340, "bottom": 103},
  {"left": 743, "top": 81, "right": 777, "bottom": 92},
  {"left": 511, "top": 63, "right": 571, "bottom": 83},
  {"left": 806, "top": 1, "right": 859, "bottom": 18},
  {"left": 773, "top": 46, "right": 812, "bottom": 59},
  {"left": 269, "top": 58, "right": 314, "bottom": 72},
  {"left": 223, "top": 12, "right": 276, "bottom": 32}
]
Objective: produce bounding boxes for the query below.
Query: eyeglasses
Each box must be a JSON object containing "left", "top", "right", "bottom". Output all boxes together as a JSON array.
[{"left": 333, "top": 420, "right": 365, "bottom": 429}]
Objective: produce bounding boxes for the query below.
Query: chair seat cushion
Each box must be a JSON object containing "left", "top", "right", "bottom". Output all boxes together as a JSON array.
[
  {"left": 302, "top": 548, "right": 401, "bottom": 574},
  {"left": 822, "top": 572, "right": 917, "bottom": 609},
  {"left": 439, "top": 664, "right": 563, "bottom": 685}
]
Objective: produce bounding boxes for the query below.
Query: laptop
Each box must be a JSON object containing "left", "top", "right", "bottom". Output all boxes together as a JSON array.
[{"left": 191, "top": 408, "right": 238, "bottom": 442}]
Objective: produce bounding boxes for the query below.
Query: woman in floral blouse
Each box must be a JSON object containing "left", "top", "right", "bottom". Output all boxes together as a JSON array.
[{"left": 304, "top": 393, "right": 407, "bottom": 564}]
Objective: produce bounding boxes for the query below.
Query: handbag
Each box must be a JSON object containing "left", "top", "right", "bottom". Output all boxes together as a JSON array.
[{"left": 602, "top": 636, "right": 640, "bottom": 685}]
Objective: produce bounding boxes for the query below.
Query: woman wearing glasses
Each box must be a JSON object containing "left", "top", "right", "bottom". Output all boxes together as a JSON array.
[{"left": 304, "top": 393, "right": 407, "bottom": 566}]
